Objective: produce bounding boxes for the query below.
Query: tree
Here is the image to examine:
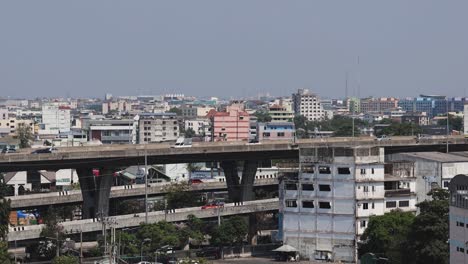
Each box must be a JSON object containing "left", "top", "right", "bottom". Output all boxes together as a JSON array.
[
  {"left": 52, "top": 255, "right": 79, "bottom": 264},
  {"left": 184, "top": 128, "right": 196, "bottom": 138},
  {"left": 437, "top": 115, "right": 463, "bottom": 132},
  {"left": 0, "top": 242, "right": 11, "bottom": 264},
  {"left": 254, "top": 111, "right": 272, "bottom": 123},
  {"left": 378, "top": 122, "right": 422, "bottom": 136},
  {"left": 359, "top": 210, "right": 415, "bottom": 264},
  {"left": 405, "top": 189, "right": 449, "bottom": 264},
  {"left": 16, "top": 124, "right": 33, "bottom": 148},
  {"left": 182, "top": 214, "right": 205, "bottom": 247},
  {"left": 293, "top": 115, "right": 308, "bottom": 138},
  {"left": 38, "top": 207, "right": 65, "bottom": 260},
  {"left": 210, "top": 216, "right": 248, "bottom": 246},
  {"left": 137, "top": 221, "right": 185, "bottom": 252},
  {"left": 164, "top": 182, "right": 203, "bottom": 209},
  {"left": 168, "top": 107, "right": 182, "bottom": 116}
]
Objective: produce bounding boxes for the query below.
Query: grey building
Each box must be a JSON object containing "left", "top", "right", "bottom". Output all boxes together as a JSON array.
[{"left": 137, "top": 112, "right": 179, "bottom": 143}]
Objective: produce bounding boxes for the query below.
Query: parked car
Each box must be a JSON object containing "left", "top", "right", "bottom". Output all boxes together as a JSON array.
[
  {"left": 1, "top": 148, "right": 16, "bottom": 154},
  {"left": 31, "top": 147, "right": 58, "bottom": 154},
  {"left": 196, "top": 247, "right": 221, "bottom": 259},
  {"left": 375, "top": 135, "right": 391, "bottom": 141}
]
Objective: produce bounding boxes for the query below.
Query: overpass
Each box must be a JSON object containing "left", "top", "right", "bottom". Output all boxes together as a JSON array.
[
  {"left": 8, "top": 198, "right": 279, "bottom": 242},
  {"left": 1, "top": 136, "right": 467, "bottom": 218},
  {"left": 8, "top": 178, "right": 278, "bottom": 209}
]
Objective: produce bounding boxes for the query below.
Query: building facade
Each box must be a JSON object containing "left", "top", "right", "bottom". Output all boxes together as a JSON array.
[
  {"left": 269, "top": 100, "right": 294, "bottom": 122},
  {"left": 207, "top": 103, "right": 250, "bottom": 142},
  {"left": 82, "top": 118, "right": 135, "bottom": 144},
  {"left": 360, "top": 97, "right": 398, "bottom": 113},
  {"left": 449, "top": 174, "right": 468, "bottom": 264},
  {"left": 137, "top": 113, "right": 179, "bottom": 143},
  {"left": 292, "top": 89, "right": 325, "bottom": 121},
  {"left": 257, "top": 122, "right": 295, "bottom": 141},
  {"left": 40, "top": 103, "right": 71, "bottom": 135}
]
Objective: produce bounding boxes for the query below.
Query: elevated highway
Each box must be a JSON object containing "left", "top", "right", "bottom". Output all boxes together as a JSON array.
[
  {"left": 8, "top": 178, "right": 278, "bottom": 209},
  {"left": 8, "top": 198, "right": 279, "bottom": 242}
]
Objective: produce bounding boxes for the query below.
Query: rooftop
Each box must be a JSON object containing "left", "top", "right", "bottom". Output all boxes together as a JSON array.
[{"left": 397, "top": 152, "right": 468, "bottom": 163}]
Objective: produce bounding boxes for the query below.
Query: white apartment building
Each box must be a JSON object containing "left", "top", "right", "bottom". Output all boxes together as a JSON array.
[
  {"left": 184, "top": 119, "right": 211, "bottom": 137},
  {"left": 40, "top": 103, "right": 71, "bottom": 135},
  {"left": 449, "top": 174, "right": 468, "bottom": 264},
  {"left": 278, "top": 146, "right": 417, "bottom": 262},
  {"left": 137, "top": 113, "right": 179, "bottom": 143},
  {"left": 292, "top": 88, "right": 325, "bottom": 121},
  {"left": 268, "top": 99, "right": 294, "bottom": 122}
]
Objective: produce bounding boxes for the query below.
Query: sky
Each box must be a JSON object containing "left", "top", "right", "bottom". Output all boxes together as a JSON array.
[{"left": 1, "top": 1, "right": 467, "bottom": 99}]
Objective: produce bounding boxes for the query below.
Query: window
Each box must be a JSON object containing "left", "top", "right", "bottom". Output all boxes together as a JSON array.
[
  {"left": 319, "top": 184, "right": 331, "bottom": 192},
  {"left": 360, "top": 220, "right": 367, "bottom": 228},
  {"left": 372, "top": 202, "right": 375, "bottom": 209},
  {"left": 319, "top": 201, "right": 331, "bottom": 209},
  {"left": 239, "top": 116, "right": 244, "bottom": 120},
  {"left": 443, "top": 181, "right": 449, "bottom": 188},
  {"left": 363, "top": 186, "right": 369, "bottom": 192},
  {"left": 286, "top": 200, "right": 297, "bottom": 208},
  {"left": 173, "top": 127, "right": 178, "bottom": 130},
  {"left": 277, "top": 132, "right": 285, "bottom": 137},
  {"left": 363, "top": 203, "right": 369, "bottom": 210},
  {"left": 318, "top": 166, "right": 331, "bottom": 174},
  {"left": 372, "top": 186, "right": 376, "bottom": 192},
  {"left": 302, "top": 201, "right": 314, "bottom": 208},
  {"left": 302, "top": 165, "right": 314, "bottom": 173},
  {"left": 386, "top": 201, "right": 397, "bottom": 208},
  {"left": 371, "top": 168, "right": 375, "bottom": 174},
  {"left": 399, "top": 201, "right": 409, "bottom": 207},
  {"left": 285, "top": 183, "right": 297, "bottom": 190},
  {"left": 337, "top": 167, "right": 351, "bottom": 174},
  {"left": 263, "top": 132, "right": 270, "bottom": 137},
  {"left": 302, "top": 184, "right": 314, "bottom": 191},
  {"left": 173, "top": 121, "right": 177, "bottom": 124}
]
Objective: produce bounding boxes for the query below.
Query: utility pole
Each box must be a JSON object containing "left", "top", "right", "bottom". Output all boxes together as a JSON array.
[
  {"left": 145, "top": 151, "right": 148, "bottom": 224},
  {"left": 80, "top": 229, "right": 83, "bottom": 264},
  {"left": 446, "top": 98, "right": 450, "bottom": 153}
]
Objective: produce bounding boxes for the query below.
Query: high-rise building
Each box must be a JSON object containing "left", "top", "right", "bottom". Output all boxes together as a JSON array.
[
  {"left": 137, "top": 113, "right": 180, "bottom": 143},
  {"left": 206, "top": 102, "right": 250, "bottom": 142},
  {"left": 292, "top": 89, "right": 324, "bottom": 121},
  {"left": 269, "top": 99, "right": 294, "bottom": 122},
  {"left": 449, "top": 174, "right": 468, "bottom": 264}
]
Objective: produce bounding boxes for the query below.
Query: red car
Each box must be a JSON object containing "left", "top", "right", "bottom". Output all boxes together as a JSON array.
[
  {"left": 201, "top": 201, "right": 224, "bottom": 209},
  {"left": 189, "top": 179, "right": 203, "bottom": 184}
]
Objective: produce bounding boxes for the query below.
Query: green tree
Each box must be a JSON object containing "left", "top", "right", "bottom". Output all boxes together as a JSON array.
[
  {"left": 405, "top": 189, "right": 449, "bottom": 264},
  {"left": 16, "top": 124, "right": 33, "bottom": 148},
  {"left": 359, "top": 210, "right": 415, "bottom": 264},
  {"left": 164, "top": 183, "right": 203, "bottom": 209},
  {"left": 0, "top": 242, "right": 11, "bottom": 264},
  {"left": 254, "top": 111, "right": 272, "bottom": 123},
  {"left": 210, "top": 216, "right": 248, "bottom": 246},
  {"left": 293, "top": 115, "right": 308, "bottom": 138},
  {"left": 437, "top": 115, "right": 463, "bottom": 132},
  {"left": 168, "top": 107, "right": 182, "bottom": 116},
  {"left": 52, "top": 255, "right": 79, "bottom": 264},
  {"left": 184, "top": 128, "right": 196, "bottom": 138},
  {"left": 38, "top": 207, "right": 65, "bottom": 260},
  {"left": 137, "top": 221, "right": 186, "bottom": 252},
  {"left": 378, "top": 122, "right": 422, "bottom": 136},
  {"left": 182, "top": 214, "right": 205, "bottom": 247}
]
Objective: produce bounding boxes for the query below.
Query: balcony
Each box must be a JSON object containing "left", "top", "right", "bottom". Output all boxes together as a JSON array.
[{"left": 384, "top": 189, "right": 411, "bottom": 197}]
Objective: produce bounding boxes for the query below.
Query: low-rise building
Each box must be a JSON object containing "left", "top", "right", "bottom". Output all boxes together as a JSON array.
[
  {"left": 268, "top": 100, "right": 294, "bottom": 122},
  {"left": 449, "top": 174, "right": 468, "bottom": 264},
  {"left": 184, "top": 118, "right": 211, "bottom": 138},
  {"left": 206, "top": 102, "right": 250, "bottom": 142},
  {"left": 257, "top": 122, "right": 295, "bottom": 141},
  {"left": 82, "top": 118, "right": 136, "bottom": 144}
]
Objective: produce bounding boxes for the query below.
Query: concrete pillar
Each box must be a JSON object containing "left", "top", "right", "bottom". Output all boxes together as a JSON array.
[
  {"left": 76, "top": 168, "right": 114, "bottom": 219},
  {"left": 240, "top": 160, "right": 258, "bottom": 202},
  {"left": 248, "top": 214, "right": 258, "bottom": 245},
  {"left": 220, "top": 161, "right": 241, "bottom": 202},
  {"left": 76, "top": 168, "right": 96, "bottom": 219},
  {"left": 220, "top": 160, "right": 258, "bottom": 203}
]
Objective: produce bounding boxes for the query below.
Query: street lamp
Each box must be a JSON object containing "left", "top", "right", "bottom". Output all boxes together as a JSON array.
[{"left": 140, "top": 238, "right": 152, "bottom": 261}]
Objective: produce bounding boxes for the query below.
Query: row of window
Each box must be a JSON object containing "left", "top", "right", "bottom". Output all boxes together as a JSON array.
[
  {"left": 358, "top": 185, "right": 376, "bottom": 192},
  {"left": 456, "top": 221, "right": 468, "bottom": 227},
  {"left": 301, "top": 166, "right": 376, "bottom": 175},
  {"left": 285, "top": 199, "right": 331, "bottom": 209},
  {"left": 285, "top": 183, "right": 328, "bottom": 192},
  {"left": 456, "top": 247, "right": 465, "bottom": 253},
  {"left": 143, "top": 121, "right": 177, "bottom": 125},
  {"left": 263, "top": 132, "right": 286, "bottom": 137},
  {"left": 386, "top": 200, "right": 409, "bottom": 208}
]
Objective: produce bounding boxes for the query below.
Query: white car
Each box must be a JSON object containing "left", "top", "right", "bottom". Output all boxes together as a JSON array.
[
  {"left": 172, "top": 137, "right": 192, "bottom": 148},
  {"left": 375, "top": 135, "right": 391, "bottom": 141}
]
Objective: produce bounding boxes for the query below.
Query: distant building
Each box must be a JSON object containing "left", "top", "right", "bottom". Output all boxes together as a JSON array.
[
  {"left": 465, "top": 105, "right": 468, "bottom": 138},
  {"left": 292, "top": 89, "right": 325, "bottom": 121},
  {"left": 136, "top": 112, "right": 180, "bottom": 143},
  {"left": 0, "top": 108, "right": 8, "bottom": 120},
  {"left": 40, "top": 103, "right": 71, "bottom": 135},
  {"left": 257, "top": 122, "right": 295, "bottom": 141},
  {"left": 360, "top": 97, "right": 398, "bottom": 113},
  {"left": 184, "top": 118, "right": 211, "bottom": 138},
  {"left": 401, "top": 112, "right": 430, "bottom": 126},
  {"left": 449, "top": 174, "right": 468, "bottom": 264},
  {"left": 206, "top": 102, "right": 250, "bottom": 142},
  {"left": 82, "top": 118, "right": 135, "bottom": 144},
  {"left": 0, "top": 118, "right": 36, "bottom": 137}
]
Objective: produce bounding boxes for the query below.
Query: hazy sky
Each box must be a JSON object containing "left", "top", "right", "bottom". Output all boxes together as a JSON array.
[{"left": 1, "top": 1, "right": 467, "bottom": 99}]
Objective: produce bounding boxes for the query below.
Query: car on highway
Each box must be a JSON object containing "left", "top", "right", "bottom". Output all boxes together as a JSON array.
[
  {"left": 172, "top": 137, "right": 192, "bottom": 148},
  {"left": 375, "top": 135, "right": 391, "bottom": 141},
  {"left": 189, "top": 178, "right": 203, "bottom": 184},
  {"left": 201, "top": 201, "right": 224, "bottom": 209},
  {"left": 31, "top": 147, "right": 58, "bottom": 154},
  {"left": 415, "top": 134, "right": 431, "bottom": 143}
]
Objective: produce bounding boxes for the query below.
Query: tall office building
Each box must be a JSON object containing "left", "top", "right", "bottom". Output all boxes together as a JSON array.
[{"left": 40, "top": 102, "right": 71, "bottom": 135}]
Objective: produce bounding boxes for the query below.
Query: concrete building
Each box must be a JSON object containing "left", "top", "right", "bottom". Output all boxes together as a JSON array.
[
  {"left": 0, "top": 108, "right": 8, "bottom": 120},
  {"left": 257, "top": 122, "right": 295, "bottom": 141},
  {"left": 102, "top": 100, "right": 135, "bottom": 114},
  {"left": 401, "top": 112, "right": 430, "bottom": 126},
  {"left": 137, "top": 112, "right": 180, "bottom": 143},
  {"left": 388, "top": 152, "right": 468, "bottom": 203},
  {"left": 268, "top": 100, "right": 294, "bottom": 122},
  {"left": 184, "top": 119, "right": 211, "bottom": 138},
  {"left": 0, "top": 118, "right": 36, "bottom": 137},
  {"left": 347, "top": 97, "right": 361, "bottom": 114},
  {"left": 279, "top": 146, "right": 385, "bottom": 262},
  {"left": 40, "top": 103, "right": 71, "bottom": 135},
  {"left": 292, "top": 89, "right": 325, "bottom": 121},
  {"left": 82, "top": 118, "right": 135, "bottom": 144},
  {"left": 465, "top": 105, "right": 468, "bottom": 138},
  {"left": 360, "top": 97, "right": 398, "bottom": 113},
  {"left": 449, "top": 174, "right": 468, "bottom": 264},
  {"left": 207, "top": 103, "right": 250, "bottom": 142}
]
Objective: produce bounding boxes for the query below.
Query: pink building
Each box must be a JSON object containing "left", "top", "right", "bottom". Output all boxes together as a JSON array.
[{"left": 207, "top": 104, "right": 250, "bottom": 142}]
